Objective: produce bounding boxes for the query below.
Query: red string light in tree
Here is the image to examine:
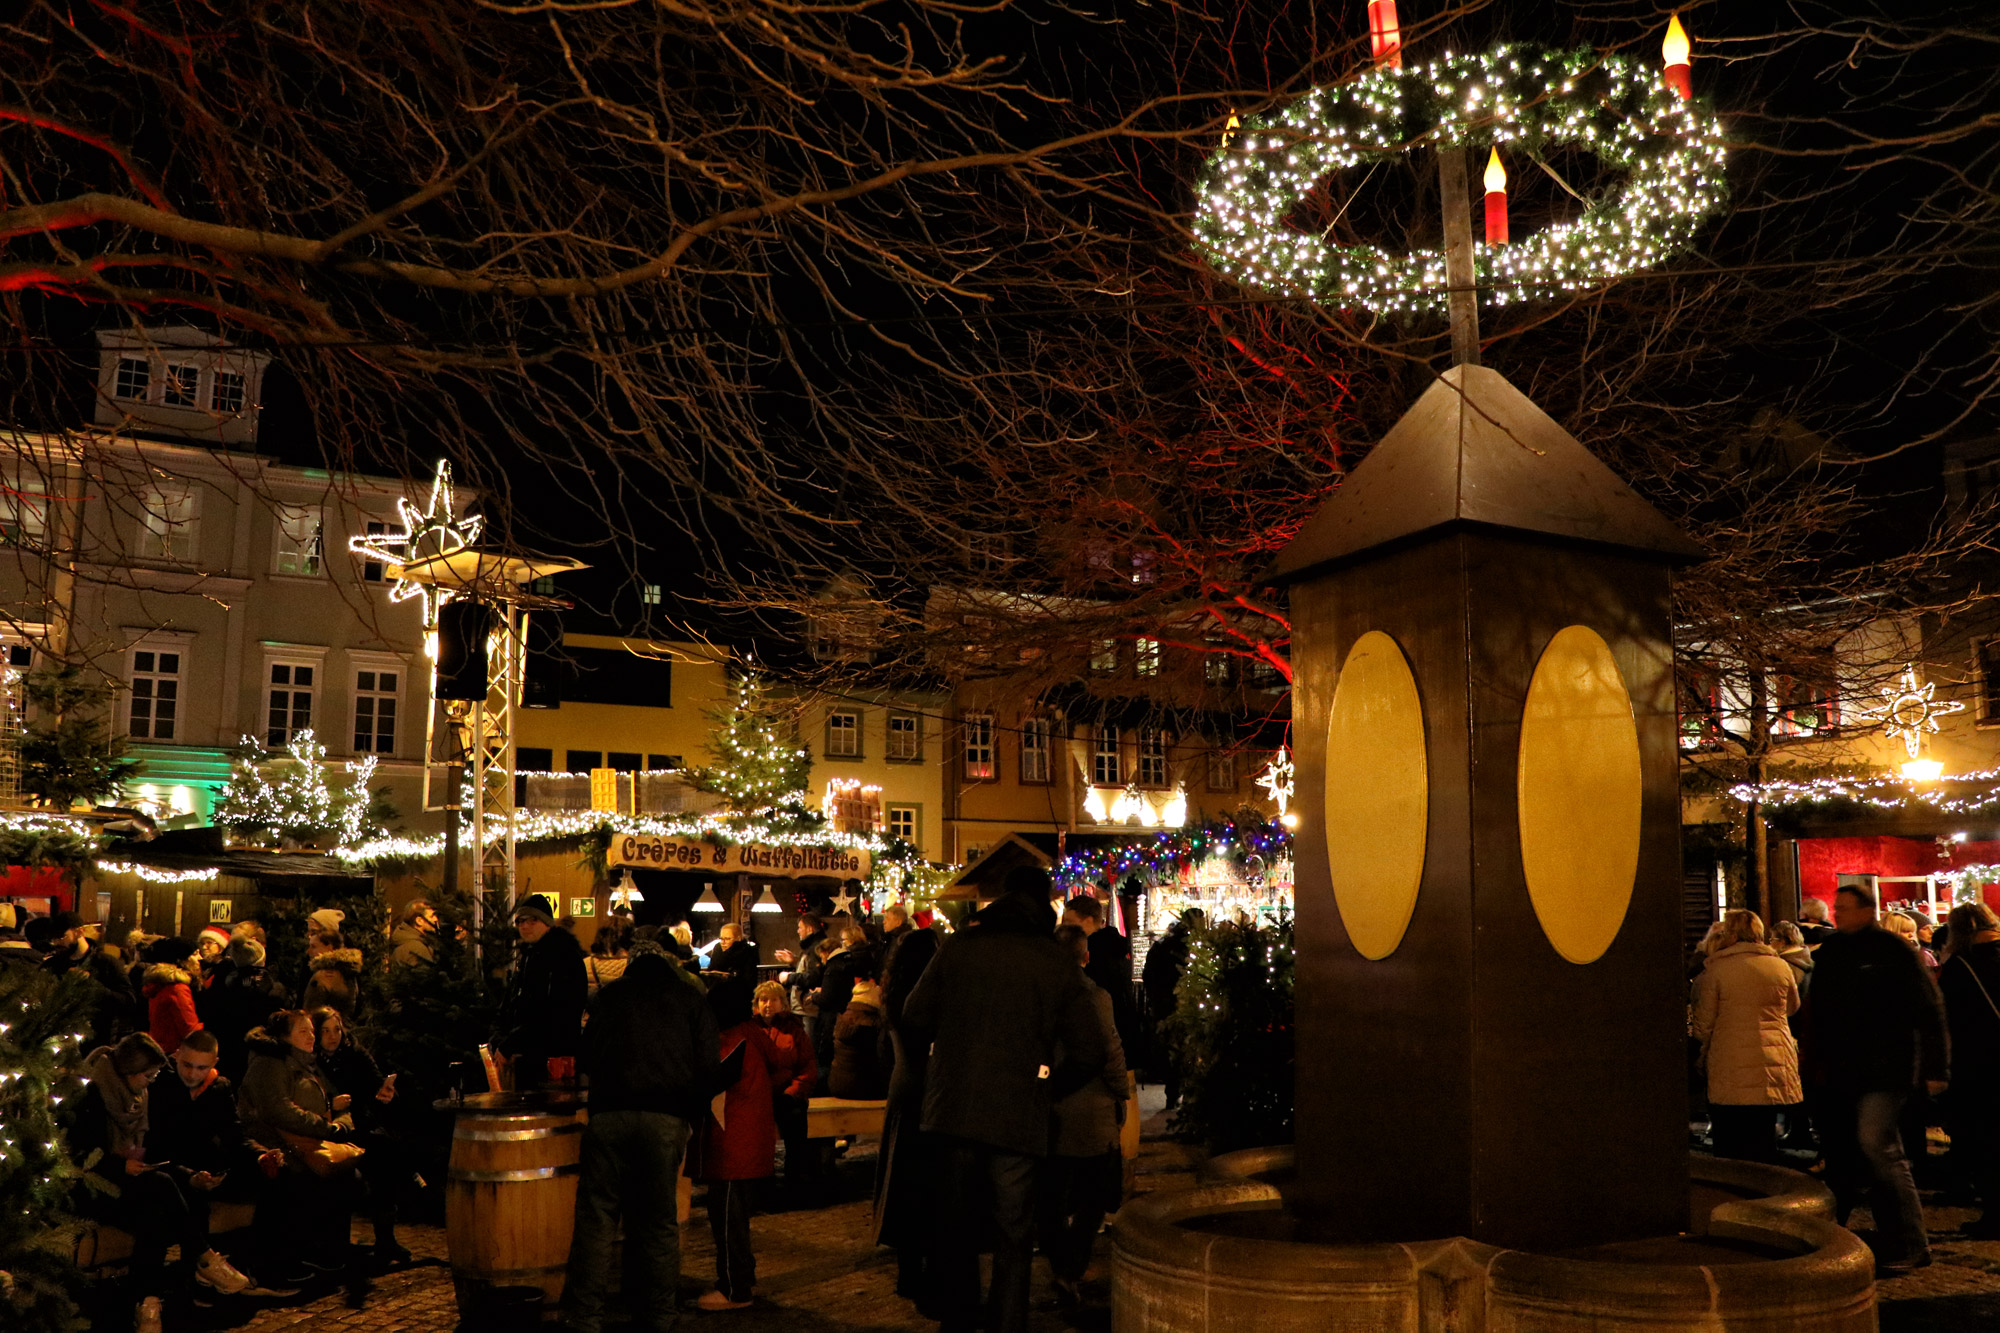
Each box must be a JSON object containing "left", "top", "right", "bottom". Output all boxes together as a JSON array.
[
  {"left": 1662, "top": 15, "right": 1692, "bottom": 100},
  {"left": 1483, "top": 147, "right": 1509, "bottom": 245},
  {"left": 1367, "top": 0, "right": 1401, "bottom": 68}
]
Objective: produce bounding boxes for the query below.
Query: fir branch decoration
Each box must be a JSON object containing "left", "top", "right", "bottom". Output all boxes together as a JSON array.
[
  {"left": 1, "top": 968, "right": 97, "bottom": 1333},
  {"left": 1164, "top": 912, "right": 1295, "bottom": 1154}
]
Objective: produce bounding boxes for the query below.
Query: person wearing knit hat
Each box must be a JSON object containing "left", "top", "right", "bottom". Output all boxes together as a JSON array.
[
  {"left": 496, "top": 895, "right": 585, "bottom": 1091},
  {"left": 306, "top": 907, "right": 346, "bottom": 942}
]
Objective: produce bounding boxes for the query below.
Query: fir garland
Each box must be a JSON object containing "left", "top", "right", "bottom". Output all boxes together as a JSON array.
[
  {"left": 1193, "top": 44, "right": 1728, "bottom": 314},
  {"left": 1053, "top": 818, "right": 1292, "bottom": 892}
]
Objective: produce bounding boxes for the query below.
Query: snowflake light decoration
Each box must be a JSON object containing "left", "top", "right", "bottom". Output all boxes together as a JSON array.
[
  {"left": 1192, "top": 44, "right": 1728, "bottom": 315},
  {"left": 1865, "top": 665, "right": 1966, "bottom": 760},
  {"left": 1256, "top": 746, "right": 1297, "bottom": 819},
  {"left": 348, "top": 459, "right": 483, "bottom": 629}
]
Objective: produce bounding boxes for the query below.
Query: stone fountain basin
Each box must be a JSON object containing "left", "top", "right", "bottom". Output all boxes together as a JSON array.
[{"left": 1112, "top": 1148, "right": 1875, "bottom": 1333}]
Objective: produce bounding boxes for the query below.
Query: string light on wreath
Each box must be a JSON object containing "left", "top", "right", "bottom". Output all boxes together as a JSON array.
[{"left": 1191, "top": 42, "right": 1728, "bottom": 315}]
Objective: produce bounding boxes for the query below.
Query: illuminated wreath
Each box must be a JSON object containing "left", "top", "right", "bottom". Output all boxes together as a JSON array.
[{"left": 1192, "top": 45, "right": 1728, "bottom": 314}]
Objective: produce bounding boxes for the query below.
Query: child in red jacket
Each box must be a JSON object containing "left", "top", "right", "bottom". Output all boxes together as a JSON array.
[{"left": 686, "top": 988, "right": 790, "bottom": 1309}]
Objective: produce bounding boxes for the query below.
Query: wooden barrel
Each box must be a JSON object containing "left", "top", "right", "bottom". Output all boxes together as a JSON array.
[{"left": 442, "top": 1092, "right": 587, "bottom": 1324}]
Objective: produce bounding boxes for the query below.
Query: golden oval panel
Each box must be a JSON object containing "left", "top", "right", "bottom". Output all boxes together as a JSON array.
[
  {"left": 1325, "top": 630, "right": 1428, "bottom": 960},
  {"left": 1518, "top": 625, "right": 1643, "bottom": 965}
]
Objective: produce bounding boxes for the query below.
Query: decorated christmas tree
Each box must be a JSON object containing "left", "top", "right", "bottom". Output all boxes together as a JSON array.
[
  {"left": 213, "top": 729, "right": 385, "bottom": 847},
  {"left": 688, "top": 671, "right": 816, "bottom": 823},
  {"left": 17, "top": 667, "right": 140, "bottom": 811},
  {"left": 0, "top": 967, "right": 95, "bottom": 1333}
]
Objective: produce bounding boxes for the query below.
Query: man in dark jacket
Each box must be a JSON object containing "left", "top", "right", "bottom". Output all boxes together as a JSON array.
[
  {"left": 199, "top": 939, "right": 291, "bottom": 1084},
  {"left": 1808, "top": 883, "right": 1950, "bottom": 1275},
  {"left": 44, "top": 911, "right": 137, "bottom": 1044},
  {"left": 498, "top": 897, "right": 587, "bottom": 1090},
  {"left": 1063, "top": 895, "right": 1142, "bottom": 1062},
  {"left": 706, "top": 920, "right": 762, "bottom": 1021},
  {"left": 565, "top": 942, "right": 721, "bottom": 1333},
  {"left": 904, "top": 867, "right": 1107, "bottom": 1333},
  {"left": 1141, "top": 909, "right": 1202, "bottom": 1106},
  {"left": 778, "top": 912, "right": 827, "bottom": 1013}
]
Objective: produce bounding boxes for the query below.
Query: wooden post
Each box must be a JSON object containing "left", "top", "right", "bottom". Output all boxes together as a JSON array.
[{"left": 1438, "top": 147, "right": 1481, "bottom": 367}]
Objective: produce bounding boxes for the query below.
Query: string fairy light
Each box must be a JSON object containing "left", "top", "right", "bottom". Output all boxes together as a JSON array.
[{"left": 1191, "top": 43, "right": 1728, "bottom": 315}]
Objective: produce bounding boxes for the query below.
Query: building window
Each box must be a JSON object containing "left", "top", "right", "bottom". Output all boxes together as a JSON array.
[
  {"left": 1090, "top": 639, "right": 1119, "bottom": 675},
  {"left": 352, "top": 669, "right": 398, "bottom": 754},
  {"left": 1093, "top": 723, "right": 1121, "bottom": 787},
  {"left": 1138, "top": 727, "right": 1168, "bottom": 787},
  {"left": 362, "top": 521, "right": 386, "bottom": 582},
  {"left": 1249, "top": 658, "right": 1284, "bottom": 692},
  {"left": 531, "top": 576, "right": 557, "bottom": 595},
  {"left": 1136, "top": 638, "right": 1161, "bottom": 677},
  {"left": 1980, "top": 641, "right": 2000, "bottom": 725},
  {"left": 1678, "top": 669, "right": 1722, "bottom": 750},
  {"left": 887, "top": 711, "right": 921, "bottom": 762},
  {"left": 162, "top": 363, "right": 200, "bottom": 407},
  {"left": 0, "top": 477, "right": 46, "bottom": 547},
  {"left": 517, "top": 747, "right": 554, "bottom": 772},
  {"left": 1019, "top": 715, "right": 1051, "bottom": 784},
  {"left": 274, "top": 506, "right": 324, "bottom": 576},
  {"left": 643, "top": 583, "right": 662, "bottom": 605},
  {"left": 647, "top": 753, "right": 681, "bottom": 770},
  {"left": 608, "top": 751, "right": 642, "bottom": 772},
  {"left": 1206, "top": 747, "right": 1235, "bottom": 792},
  {"left": 826, "top": 710, "right": 861, "bottom": 759},
  {"left": 567, "top": 749, "right": 602, "bottom": 772},
  {"left": 129, "top": 649, "right": 181, "bottom": 741},
  {"left": 137, "top": 483, "right": 198, "bottom": 562},
  {"left": 1204, "top": 651, "right": 1235, "bottom": 685},
  {"left": 1776, "top": 677, "right": 1839, "bottom": 739},
  {"left": 114, "top": 356, "right": 151, "bottom": 401},
  {"left": 211, "top": 369, "right": 246, "bottom": 414},
  {"left": 964, "top": 713, "right": 995, "bottom": 780},
  {"left": 964, "top": 843, "right": 988, "bottom": 865},
  {"left": 267, "top": 662, "right": 315, "bottom": 746},
  {"left": 886, "top": 804, "right": 920, "bottom": 847}
]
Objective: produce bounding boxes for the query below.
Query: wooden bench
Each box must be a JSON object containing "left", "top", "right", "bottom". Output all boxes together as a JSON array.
[
  {"left": 807, "top": 1096, "right": 887, "bottom": 1140},
  {"left": 72, "top": 1199, "right": 259, "bottom": 1270}
]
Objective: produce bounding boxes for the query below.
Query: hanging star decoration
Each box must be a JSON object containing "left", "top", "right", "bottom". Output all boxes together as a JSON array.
[
  {"left": 830, "top": 886, "right": 857, "bottom": 916},
  {"left": 1256, "top": 747, "right": 1296, "bottom": 819},
  {"left": 347, "top": 459, "right": 484, "bottom": 629},
  {"left": 1866, "top": 665, "right": 1966, "bottom": 759}
]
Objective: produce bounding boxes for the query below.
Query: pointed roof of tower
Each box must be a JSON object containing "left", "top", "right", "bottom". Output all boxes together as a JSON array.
[{"left": 1273, "top": 364, "right": 1702, "bottom": 582}]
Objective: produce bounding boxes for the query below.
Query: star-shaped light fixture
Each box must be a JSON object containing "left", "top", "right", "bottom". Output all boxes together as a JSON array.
[
  {"left": 348, "top": 460, "right": 484, "bottom": 629},
  {"left": 1866, "top": 665, "right": 1966, "bottom": 760},
  {"left": 1257, "top": 746, "right": 1297, "bottom": 825},
  {"left": 830, "top": 886, "right": 857, "bottom": 916}
]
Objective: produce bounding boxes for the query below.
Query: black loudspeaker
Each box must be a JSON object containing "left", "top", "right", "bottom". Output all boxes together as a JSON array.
[
  {"left": 521, "top": 611, "right": 562, "bottom": 710},
  {"left": 436, "top": 599, "right": 495, "bottom": 702}
]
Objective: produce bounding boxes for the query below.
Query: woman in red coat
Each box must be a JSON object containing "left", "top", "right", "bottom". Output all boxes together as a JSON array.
[
  {"left": 686, "top": 987, "right": 789, "bottom": 1309},
  {"left": 753, "top": 981, "right": 818, "bottom": 1198},
  {"left": 141, "top": 937, "right": 203, "bottom": 1056}
]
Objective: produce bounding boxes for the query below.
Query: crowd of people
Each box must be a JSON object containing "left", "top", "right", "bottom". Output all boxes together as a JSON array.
[{"left": 1688, "top": 883, "right": 2000, "bottom": 1277}]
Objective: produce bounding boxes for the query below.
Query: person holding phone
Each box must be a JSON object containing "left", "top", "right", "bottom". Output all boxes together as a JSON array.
[
  {"left": 311, "top": 1006, "right": 412, "bottom": 1266},
  {"left": 78, "top": 1032, "right": 258, "bottom": 1327}
]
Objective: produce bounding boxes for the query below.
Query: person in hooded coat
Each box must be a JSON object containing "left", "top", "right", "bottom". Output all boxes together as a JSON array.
[
  {"left": 141, "top": 936, "right": 204, "bottom": 1057},
  {"left": 685, "top": 984, "right": 789, "bottom": 1309},
  {"left": 1693, "top": 909, "right": 1801, "bottom": 1163},
  {"left": 496, "top": 898, "right": 586, "bottom": 1090},
  {"left": 902, "top": 867, "right": 1107, "bottom": 1333},
  {"left": 302, "top": 933, "right": 364, "bottom": 1018},
  {"left": 237, "top": 1010, "right": 358, "bottom": 1281}
]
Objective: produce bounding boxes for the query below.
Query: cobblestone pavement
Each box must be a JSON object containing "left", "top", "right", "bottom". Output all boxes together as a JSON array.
[{"left": 136, "top": 1105, "right": 2000, "bottom": 1333}]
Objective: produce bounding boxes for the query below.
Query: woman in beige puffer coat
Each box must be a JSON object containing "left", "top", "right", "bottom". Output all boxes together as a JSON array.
[{"left": 1693, "top": 909, "right": 1801, "bottom": 1163}]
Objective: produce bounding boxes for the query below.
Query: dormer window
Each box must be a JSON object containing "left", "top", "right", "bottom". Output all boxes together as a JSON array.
[
  {"left": 162, "top": 363, "right": 200, "bottom": 407},
  {"left": 114, "top": 357, "right": 150, "bottom": 401},
  {"left": 212, "top": 369, "right": 246, "bottom": 414}
]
